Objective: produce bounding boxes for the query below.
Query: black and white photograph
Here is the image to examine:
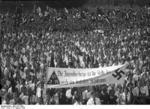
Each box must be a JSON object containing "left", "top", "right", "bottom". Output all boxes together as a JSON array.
[{"left": 0, "top": 0, "right": 150, "bottom": 106}]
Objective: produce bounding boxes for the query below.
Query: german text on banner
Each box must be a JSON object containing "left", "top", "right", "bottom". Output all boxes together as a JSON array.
[{"left": 46, "top": 63, "right": 129, "bottom": 88}]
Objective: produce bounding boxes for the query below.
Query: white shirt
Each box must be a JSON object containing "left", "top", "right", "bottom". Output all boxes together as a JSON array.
[
  {"left": 23, "top": 55, "right": 28, "bottom": 63},
  {"left": 22, "top": 96, "right": 29, "bottom": 104},
  {"left": 66, "top": 89, "right": 72, "bottom": 99},
  {"left": 36, "top": 87, "right": 41, "bottom": 98},
  {"left": 20, "top": 71, "right": 26, "bottom": 79},
  {"left": 22, "top": 48, "right": 25, "bottom": 54},
  {"left": 73, "top": 101, "right": 81, "bottom": 105},
  {"left": 132, "top": 87, "right": 139, "bottom": 96},
  {"left": 140, "top": 86, "right": 149, "bottom": 96},
  {"left": 133, "top": 74, "right": 139, "bottom": 81},
  {"left": 87, "top": 97, "right": 101, "bottom": 105},
  {"left": 79, "top": 56, "right": 85, "bottom": 67},
  {"left": 30, "top": 83, "right": 35, "bottom": 91},
  {"left": 8, "top": 87, "right": 12, "bottom": 93},
  {"left": 40, "top": 63, "right": 44, "bottom": 69},
  {"left": 64, "top": 55, "right": 69, "bottom": 65},
  {"left": 120, "top": 92, "right": 126, "bottom": 104},
  {"left": 82, "top": 90, "right": 88, "bottom": 100},
  {"left": 14, "top": 61, "right": 18, "bottom": 66},
  {"left": 2, "top": 100, "right": 6, "bottom": 104},
  {"left": 4, "top": 67, "right": 8, "bottom": 76}
]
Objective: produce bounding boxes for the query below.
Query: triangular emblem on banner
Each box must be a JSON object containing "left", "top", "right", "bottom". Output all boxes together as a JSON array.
[{"left": 47, "top": 71, "right": 60, "bottom": 84}]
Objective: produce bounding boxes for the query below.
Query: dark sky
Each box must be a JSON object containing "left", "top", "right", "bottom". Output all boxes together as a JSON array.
[
  {"left": 0, "top": 0, "right": 149, "bottom": 11},
  {"left": 0, "top": 0, "right": 88, "bottom": 8}
]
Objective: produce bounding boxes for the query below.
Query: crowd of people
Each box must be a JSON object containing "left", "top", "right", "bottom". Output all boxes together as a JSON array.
[{"left": 0, "top": 4, "right": 150, "bottom": 105}]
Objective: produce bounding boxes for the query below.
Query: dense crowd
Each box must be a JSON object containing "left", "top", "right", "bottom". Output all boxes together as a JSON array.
[{"left": 0, "top": 5, "right": 150, "bottom": 105}]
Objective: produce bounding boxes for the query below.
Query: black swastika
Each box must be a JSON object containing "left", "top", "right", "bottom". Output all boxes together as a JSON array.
[{"left": 112, "top": 68, "right": 125, "bottom": 80}]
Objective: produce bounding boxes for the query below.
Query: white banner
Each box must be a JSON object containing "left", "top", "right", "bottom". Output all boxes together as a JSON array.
[{"left": 46, "top": 63, "right": 129, "bottom": 88}]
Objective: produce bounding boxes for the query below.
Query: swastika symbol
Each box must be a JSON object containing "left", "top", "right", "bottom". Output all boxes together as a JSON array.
[{"left": 112, "top": 68, "right": 125, "bottom": 80}]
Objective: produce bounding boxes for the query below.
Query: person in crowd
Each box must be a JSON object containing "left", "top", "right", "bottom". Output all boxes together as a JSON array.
[
  {"left": 65, "top": 88, "right": 73, "bottom": 104},
  {"left": 109, "top": 88, "right": 117, "bottom": 104},
  {"left": 0, "top": 3, "right": 150, "bottom": 105},
  {"left": 99, "top": 88, "right": 109, "bottom": 104},
  {"left": 87, "top": 91, "right": 101, "bottom": 105}
]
